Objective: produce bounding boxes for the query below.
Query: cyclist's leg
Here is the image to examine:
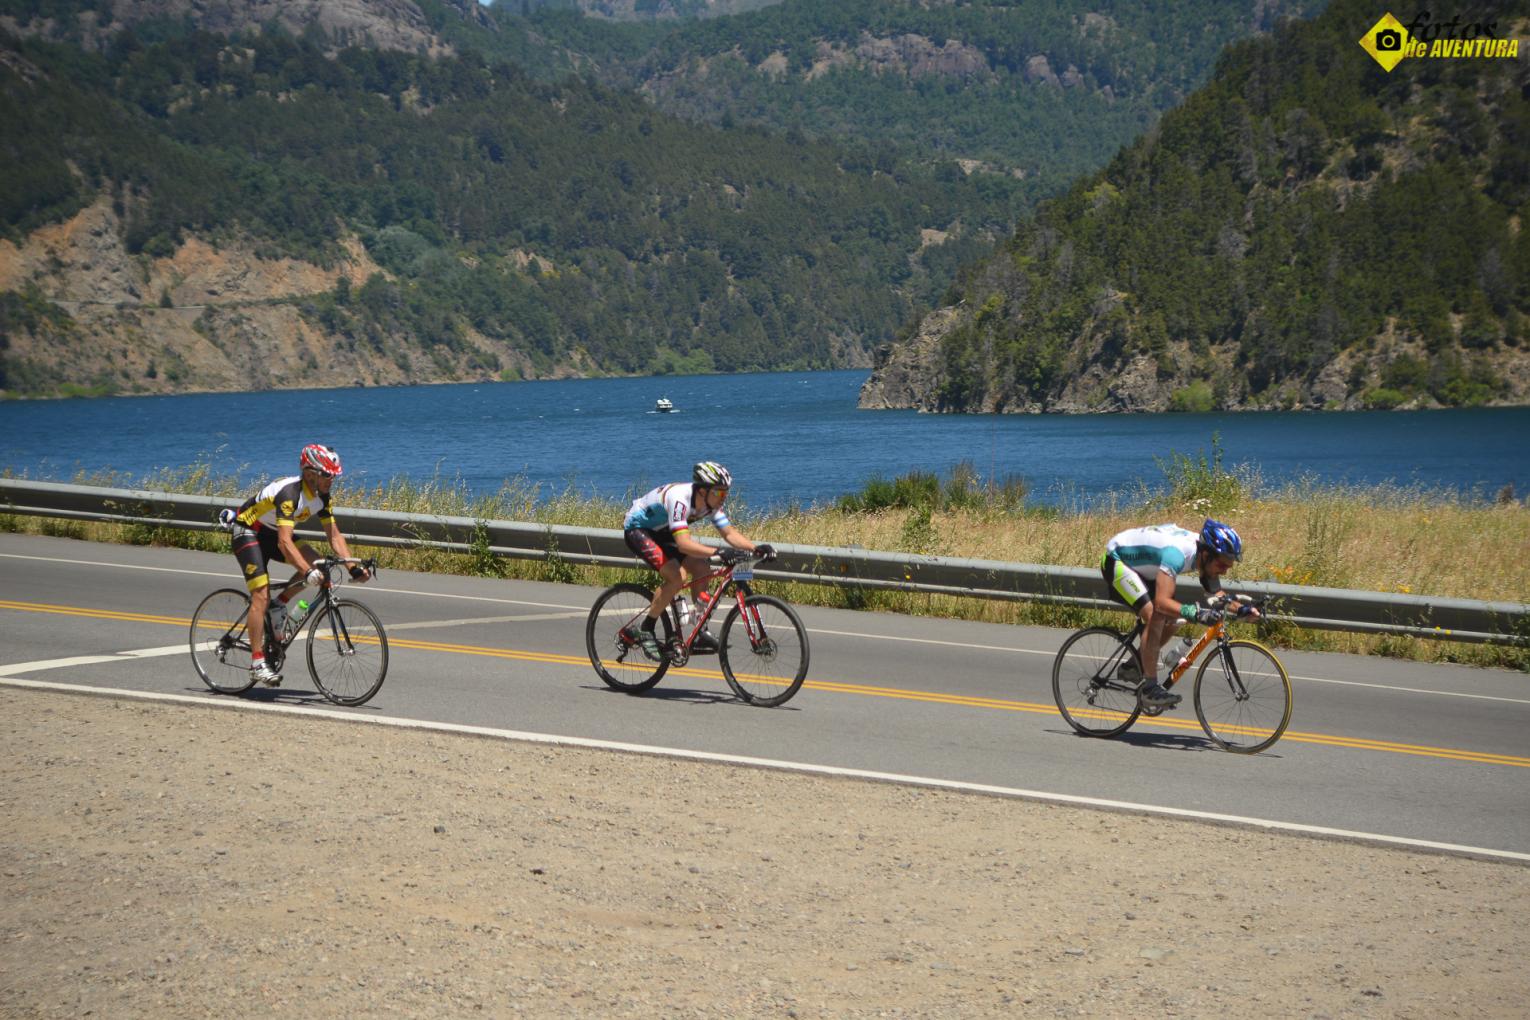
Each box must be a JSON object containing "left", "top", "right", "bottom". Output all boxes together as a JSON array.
[
  {"left": 276, "top": 541, "right": 320, "bottom": 607},
  {"left": 1101, "top": 553, "right": 1161, "bottom": 686},
  {"left": 1139, "top": 572, "right": 1179, "bottom": 687},
  {"left": 624, "top": 527, "right": 683, "bottom": 629},
  {"left": 680, "top": 553, "right": 711, "bottom": 599},
  {"left": 232, "top": 525, "right": 273, "bottom": 651}
]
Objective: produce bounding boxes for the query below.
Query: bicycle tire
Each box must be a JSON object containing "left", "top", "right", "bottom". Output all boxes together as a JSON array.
[
  {"left": 718, "top": 595, "right": 809, "bottom": 707},
  {"left": 586, "top": 583, "right": 672, "bottom": 693},
  {"left": 306, "top": 598, "right": 389, "bottom": 706},
  {"left": 1193, "top": 639, "right": 1292, "bottom": 753},
  {"left": 1052, "top": 627, "right": 1143, "bottom": 738},
  {"left": 189, "top": 588, "right": 258, "bottom": 694}
]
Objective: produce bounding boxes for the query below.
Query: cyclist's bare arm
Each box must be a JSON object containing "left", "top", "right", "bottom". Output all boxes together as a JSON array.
[
  {"left": 671, "top": 527, "right": 716, "bottom": 559},
  {"left": 322, "top": 519, "right": 369, "bottom": 581},
  {"left": 715, "top": 524, "right": 757, "bottom": 554},
  {"left": 276, "top": 524, "right": 317, "bottom": 576}
]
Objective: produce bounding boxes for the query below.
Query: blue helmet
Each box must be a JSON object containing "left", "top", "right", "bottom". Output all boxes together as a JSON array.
[{"left": 1200, "top": 518, "right": 1242, "bottom": 561}]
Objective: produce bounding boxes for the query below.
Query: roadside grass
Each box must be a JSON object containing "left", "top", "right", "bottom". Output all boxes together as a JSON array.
[{"left": 3, "top": 456, "right": 1526, "bottom": 671}]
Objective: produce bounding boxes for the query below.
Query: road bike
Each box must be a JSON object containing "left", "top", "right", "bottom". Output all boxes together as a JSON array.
[
  {"left": 585, "top": 549, "right": 810, "bottom": 707},
  {"left": 1052, "top": 594, "right": 1292, "bottom": 753},
  {"left": 189, "top": 557, "right": 388, "bottom": 706}
]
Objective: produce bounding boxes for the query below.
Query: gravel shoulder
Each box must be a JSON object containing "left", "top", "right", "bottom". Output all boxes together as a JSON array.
[{"left": 3, "top": 686, "right": 1527, "bottom": 1018}]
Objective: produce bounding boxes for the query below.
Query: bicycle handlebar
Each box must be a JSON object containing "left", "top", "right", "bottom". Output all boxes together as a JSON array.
[{"left": 311, "top": 556, "right": 379, "bottom": 584}]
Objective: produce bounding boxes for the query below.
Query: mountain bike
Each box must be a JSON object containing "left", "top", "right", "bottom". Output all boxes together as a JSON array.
[
  {"left": 585, "top": 549, "right": 810, "bottom": 707},
  {"left": 1052, "top": 594, "right": 1292, "bottom": 753},
  {"left": 189, "top": 557, "right": 388, "bottom": 706}
]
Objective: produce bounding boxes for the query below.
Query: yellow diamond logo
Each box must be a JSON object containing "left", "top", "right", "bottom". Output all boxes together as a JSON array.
[{"left": 1359, "top": 13, "right": 1410, "bottom": 71}]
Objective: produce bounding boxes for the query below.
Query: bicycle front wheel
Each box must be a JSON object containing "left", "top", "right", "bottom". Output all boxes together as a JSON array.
[
  {"left": 586, "top": 584, "right": 672, "bottom": 693},
  {"left": 1193, "top": 639, "right": 1292, "bottom": 753},
  {"left": 306, "top": 599, "right": 389, "bottom": 706},
  {"left": 190, "top": 588, "right": 257, "bottom": 694},
  {"left": 1052, "top": 627, "right": 1142, "bottom": 737},
  {"left": 719, "top": 596, "right": 809, "bottom": 707}
]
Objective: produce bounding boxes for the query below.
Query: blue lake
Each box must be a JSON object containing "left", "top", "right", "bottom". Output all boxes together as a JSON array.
[{"left": 2, "top": 370, "right": 1527, "bottom": 511}]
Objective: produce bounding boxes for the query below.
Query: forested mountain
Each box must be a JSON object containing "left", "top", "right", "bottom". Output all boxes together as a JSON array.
[
  {"left": 861, "top": 0, "right": 1530, "bottom": 413},
  {"left": 0, "top": 0, "right": 1312, "bottom": 396},
  {"left": 456, "top": 0, "right": 1321, "bottom": 209},
  {"left": 513, "top": 0, "right": 783, "bottom": 20},
  {"left": 0, "top": 16, "right": 1004, "bottom": 394}
]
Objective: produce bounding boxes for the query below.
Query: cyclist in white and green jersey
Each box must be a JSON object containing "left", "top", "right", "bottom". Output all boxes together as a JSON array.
[{"left": 1100, "top": 519, "right": 1253, "bottom": 707}]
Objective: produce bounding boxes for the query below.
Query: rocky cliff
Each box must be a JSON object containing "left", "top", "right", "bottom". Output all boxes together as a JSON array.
[{"left": 0, "top": 200, "right": 589, "bottom": 397}]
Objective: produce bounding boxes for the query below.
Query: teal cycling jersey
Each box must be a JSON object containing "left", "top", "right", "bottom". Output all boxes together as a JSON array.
[
  {"left": 1105, "top": 524, "right": 1199, "bottom": 578},
  {"left": 623, "top": 482, "right": 732, "bottom": 534}
]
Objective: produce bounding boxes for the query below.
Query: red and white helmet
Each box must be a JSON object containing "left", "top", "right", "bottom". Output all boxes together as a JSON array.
[{"left": 300, "top": 443, "right": 342, "bottom": 477}]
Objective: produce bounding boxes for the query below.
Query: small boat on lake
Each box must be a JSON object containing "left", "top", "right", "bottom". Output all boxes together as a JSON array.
[{"left": 655, "top": 397, "right": 675, "bottom": 413}]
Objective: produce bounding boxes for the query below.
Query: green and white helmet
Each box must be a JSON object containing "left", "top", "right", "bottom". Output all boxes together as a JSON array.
[{"left": 693, "top": 461, "right": 732, "bottom": 488}]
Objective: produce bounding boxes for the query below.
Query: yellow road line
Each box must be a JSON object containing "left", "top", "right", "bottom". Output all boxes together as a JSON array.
[{"left": 5, "top": 598, "right": 1528, "bottom": 769}]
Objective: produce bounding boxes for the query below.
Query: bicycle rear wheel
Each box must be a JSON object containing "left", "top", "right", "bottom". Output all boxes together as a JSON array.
[
  {"left": 1193, "top": 639, "right": 1292, "bottom": 753},
  {"left": 586, "top": 583, "right": 672, "bottom": 693},
  {"left": 306, "top": 598, "right": 389, "bottom": 706},
  {"left": 1052, "top": 627, "right": 1142, "bottom": 737},
  {"left": 190, "top": 588, "right": 257, "bottom": 694},
  {"left": 718, "top": 596, "right": 809, "bottom": 707}
]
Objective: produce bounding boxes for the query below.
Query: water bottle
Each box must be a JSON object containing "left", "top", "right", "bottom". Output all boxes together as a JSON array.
[
  {"left": 1161, "top": 633, "right": 1194, "bottom": 672},
  {"left": 284, "top": 599, "right": 310, "bottom": 638},
  {"left": 675, "top": 596, "right": 694, "bottom": 629},
  {"left": 695, "top": 590, "right": 713, "bottom": 617}
]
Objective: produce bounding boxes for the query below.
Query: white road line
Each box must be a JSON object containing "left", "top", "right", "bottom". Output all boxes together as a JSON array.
[
  {"left": 6, "top": 551, "right": 1525, "bottom": 705},
  {"left": 0, "top": 655, "right": 126, "bottom": 677},
  {"left": 0, "top": 644, "right": 188, "bottom": 677},
  {"left": 4, "top": 676, "right": 1527, "bottom": 865}
]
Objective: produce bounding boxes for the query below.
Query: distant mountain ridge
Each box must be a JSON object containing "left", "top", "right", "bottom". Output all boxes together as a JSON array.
[
  {"left": 860, "top": 0, "right": 1530, "bottom": 413},
  {"left": 0, "top": 0, "right": 1315, "bottom": 397}
]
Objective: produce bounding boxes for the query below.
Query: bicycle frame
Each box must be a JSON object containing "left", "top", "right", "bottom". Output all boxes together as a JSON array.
[
  {"left": 1093, "top": 596, "right": 1264, "bottom": 697},
  {"left": 264, "top": 558, "right": 375, "bottom": 660},
  {"left": 667, "top": 557, "right": 765, "bottom": 660}
]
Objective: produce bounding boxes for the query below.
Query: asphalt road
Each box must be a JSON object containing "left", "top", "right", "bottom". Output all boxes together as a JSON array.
[{"left": 3, "top": 532, "right": 1527, "bottom": 856}]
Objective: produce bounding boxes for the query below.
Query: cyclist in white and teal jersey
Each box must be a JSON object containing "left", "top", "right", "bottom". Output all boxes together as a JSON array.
[
  {"left": 1100, "top": 519, "right": 1253, "bottom": 707},
  {"left": 620, "top": 461, "right": 776, "bottom": 659}
]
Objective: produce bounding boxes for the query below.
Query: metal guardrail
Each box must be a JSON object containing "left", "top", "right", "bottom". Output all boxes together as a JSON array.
[{"left": 2, "top": 479, "right": 1526, "bottom": 646}]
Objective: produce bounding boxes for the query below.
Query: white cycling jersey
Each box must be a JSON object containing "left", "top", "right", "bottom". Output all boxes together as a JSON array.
[
  {"left": 1105, "top": 524, "right": 1199, "bottom": 577},
  {"left": 623, "top": 482, "right": 731, "bottom": 534}
]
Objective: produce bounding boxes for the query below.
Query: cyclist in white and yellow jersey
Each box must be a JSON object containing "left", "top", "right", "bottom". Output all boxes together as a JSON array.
[
  {"left": 228, "top": 444, "right": 370, "bottom": 686},
  {"left": 1100, "top": 518, "right": 1255, "bottom": 707},
  {"left": 620, "top": 461, "right": 775, "bottom": 659}
]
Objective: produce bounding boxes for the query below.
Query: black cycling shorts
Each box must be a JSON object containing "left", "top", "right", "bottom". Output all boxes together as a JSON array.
[
  {"left": 232, "top": 525, "right": 287, "bottom": 592},
  {"left": 625, "top": 527, "right": 681, "bottom": 571}
]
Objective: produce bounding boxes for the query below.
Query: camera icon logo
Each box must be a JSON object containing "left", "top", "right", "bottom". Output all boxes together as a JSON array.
[{"left": 1360, "top": 13, "right": 1411, "bottom": 72}]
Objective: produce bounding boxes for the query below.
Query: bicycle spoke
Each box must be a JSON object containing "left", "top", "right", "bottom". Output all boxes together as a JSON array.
[
  {"left": 1052, "top": 628, "right": 1142, "bottom": 737},
  {"left": 1193, "top": 640, "right": 1293, "bottom": 753},
  {"left": 586, "top": 584, "right": 672, "bottom": 693},
  {"left": 719, "top": 596, "right": 808, "bottom": 707},
  {"left": 189, "top": 588, "right": 257, "bottom": 694},
  {"left": 307, "top": 599, "right": 389, "bottom": 706}
]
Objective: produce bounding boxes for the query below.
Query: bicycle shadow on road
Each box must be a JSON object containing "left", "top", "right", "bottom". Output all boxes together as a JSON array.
[
  {"left": 581, "top": 683, "right": 800, "bottom": 710},
  {"left": 1047, "top": 726, "right": 1283, "bottom": 757},
  {"left": 185, "top": 687, "right": 377, "bottom": 709}
]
